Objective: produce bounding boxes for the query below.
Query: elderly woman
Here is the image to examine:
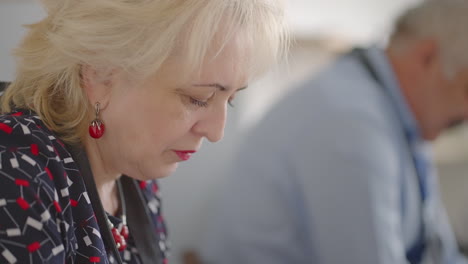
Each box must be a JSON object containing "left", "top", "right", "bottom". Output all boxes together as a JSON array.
[{"left": 0, "top": 0, "right": 288, "bottom": 263}]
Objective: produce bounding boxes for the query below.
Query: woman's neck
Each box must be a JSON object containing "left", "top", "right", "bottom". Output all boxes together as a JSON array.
[{"left": 83, "top": 138, "right": 121, "bottom": 216}]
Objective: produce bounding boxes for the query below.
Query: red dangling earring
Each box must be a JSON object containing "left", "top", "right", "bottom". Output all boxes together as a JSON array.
[{"left": 89, "top": 102, "right": 105, "bottom": 139}]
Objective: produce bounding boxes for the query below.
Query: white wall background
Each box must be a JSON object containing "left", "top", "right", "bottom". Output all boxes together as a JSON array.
[
  {"left": 0, "top": 0, "right": 45, "bottom": 82},
  {"left": 286, "top": 0, "right": 422, "bottom": 42},
  {"left": 0, "top": 0, "right": 422, "bottom": 82},
  {"left": 3, "top": 1, "right": 468, "bottom": 264}
]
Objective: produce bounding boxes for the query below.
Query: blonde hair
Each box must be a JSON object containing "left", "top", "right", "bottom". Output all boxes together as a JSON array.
[
  {"left": 2, "top": 0, "right": 289, "bottom": 144},
  {"left": 389, "top": 0, "right": 468, "bottom": 76}
]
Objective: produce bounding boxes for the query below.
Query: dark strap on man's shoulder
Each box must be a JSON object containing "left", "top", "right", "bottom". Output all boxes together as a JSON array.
[
  {"left": 349, "top": 48, "right": 381, "bottom": 82},
  {"left": 350, "top": 47, "right": 426, "bottom": 264}
]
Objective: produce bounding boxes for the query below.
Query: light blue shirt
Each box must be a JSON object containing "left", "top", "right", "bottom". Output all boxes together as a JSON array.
[{"left": 200, "top": 47, "right": 467, "bottom": 264}]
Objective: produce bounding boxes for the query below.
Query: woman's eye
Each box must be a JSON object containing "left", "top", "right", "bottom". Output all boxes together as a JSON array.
[{"left": 189, "top": 97, "right": 209, "bottom": 108}]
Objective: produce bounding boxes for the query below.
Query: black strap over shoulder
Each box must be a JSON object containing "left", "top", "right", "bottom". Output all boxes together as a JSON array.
[
  {"left": 121, "top": 176, "right": 163, "bottom": 264},
  {"left": 68, "top": 145, "right": 162, "bottom": 264},
  {"left": 67, "top": 146, "right": 124, "bottom": 264}
]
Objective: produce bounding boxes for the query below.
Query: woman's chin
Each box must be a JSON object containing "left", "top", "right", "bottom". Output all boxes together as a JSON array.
[
  {"left": 159, "top": 163, "right": 179, "bottom": 178},
  {"left": 148, "top": 162, "right": 179, "bottom": 180},
  {"left": 125, "top": 162, "right": 178, "bottom": 182}
]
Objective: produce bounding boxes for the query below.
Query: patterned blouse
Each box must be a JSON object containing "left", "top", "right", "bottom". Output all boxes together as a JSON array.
[{"left": 0, "top": 110, "right": 169, "bottom": 263}]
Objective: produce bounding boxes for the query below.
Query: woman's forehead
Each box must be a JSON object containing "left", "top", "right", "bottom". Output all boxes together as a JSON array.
[{"left": 161, "top": 35, "right": 250, "bottom": 81}]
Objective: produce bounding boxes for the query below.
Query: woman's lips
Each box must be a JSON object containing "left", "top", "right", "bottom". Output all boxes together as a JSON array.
[{"left": 173, "top": 150, "right": 196, "bottom": 161}]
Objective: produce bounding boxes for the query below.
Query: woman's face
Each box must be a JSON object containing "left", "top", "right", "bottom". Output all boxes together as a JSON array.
[{"left": 95, "top": 38, "right": 248, "bottom": 180}]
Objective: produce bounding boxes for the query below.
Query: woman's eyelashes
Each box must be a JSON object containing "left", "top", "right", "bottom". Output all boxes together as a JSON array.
[
  {"left": 187, "top": 94, "right": 236, "bottom": 108},
  {"left": 189, "top": 97, "right": 209, "bottom": 107}
]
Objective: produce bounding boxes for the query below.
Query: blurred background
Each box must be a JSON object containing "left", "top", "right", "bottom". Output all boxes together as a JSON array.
[{"left": 1, "top": 0, "right": 468, "bottom": 263}]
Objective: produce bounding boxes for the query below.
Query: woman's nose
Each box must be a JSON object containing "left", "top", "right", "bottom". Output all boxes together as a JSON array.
[{"left": 192, "top": 105, "right": 227, "bottom": 143}]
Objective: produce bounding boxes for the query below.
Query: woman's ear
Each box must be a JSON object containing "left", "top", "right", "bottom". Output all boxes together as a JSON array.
[{"left": 81, "top": 65, "right": 115, "bottom": 108}]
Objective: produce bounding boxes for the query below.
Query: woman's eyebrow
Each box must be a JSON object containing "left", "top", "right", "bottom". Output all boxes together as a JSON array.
[{"left": 193, "top": 83, "right": 248, "bottom": 92}]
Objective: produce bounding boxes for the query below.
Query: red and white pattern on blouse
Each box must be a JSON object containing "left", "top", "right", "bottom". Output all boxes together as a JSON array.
[{"left": 0, "top": 110, "right": 169, "bottom": 264}]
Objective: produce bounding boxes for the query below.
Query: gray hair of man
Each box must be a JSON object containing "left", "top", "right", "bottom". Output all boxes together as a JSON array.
[{"left": 388, "top": 0, "right": 468, "bottom": 78}]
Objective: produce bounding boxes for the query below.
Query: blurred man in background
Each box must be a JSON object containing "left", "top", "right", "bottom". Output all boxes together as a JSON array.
[{"left": 201, "top": 0, "right": 468, "bottom": 263}]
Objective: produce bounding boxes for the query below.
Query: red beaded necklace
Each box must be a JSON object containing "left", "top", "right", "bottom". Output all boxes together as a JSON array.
[{"left": 108, "top": 178, "right": 130, "bottom": 252}]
